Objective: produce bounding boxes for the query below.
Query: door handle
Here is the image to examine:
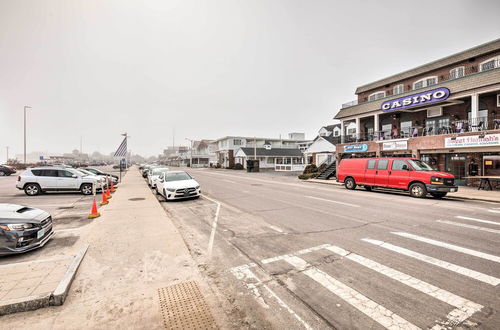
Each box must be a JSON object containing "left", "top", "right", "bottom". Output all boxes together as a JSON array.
[
  {"left": 388, "top": 171, "right": 392, "bottom": 175},
  {"left": 376, "top": 171, "right": 378, "bottom": 174}
]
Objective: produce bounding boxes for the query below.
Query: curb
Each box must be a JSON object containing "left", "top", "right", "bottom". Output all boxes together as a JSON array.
[
  {"left": 303, "top": 179, "right": 343, "bottom": 186},
  {"left": 0, "top": 245, "right": 89, "bottom": 316}
]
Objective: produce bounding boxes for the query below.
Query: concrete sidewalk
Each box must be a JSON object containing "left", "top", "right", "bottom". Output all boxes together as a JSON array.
[
  {"left": 0, "top": 167, "right": 221, "bottom": 329},
  {"left": 305, "top": 178, "right": 500, "bottom": 203}
]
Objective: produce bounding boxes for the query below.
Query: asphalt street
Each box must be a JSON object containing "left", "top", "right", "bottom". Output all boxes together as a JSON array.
[{"left": 157, "top": 168, "right": 500, "bottom": 330}]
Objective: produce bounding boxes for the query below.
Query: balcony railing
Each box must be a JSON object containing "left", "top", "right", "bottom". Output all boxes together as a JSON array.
[
  {"left": 340, "top": 65, "right": 500, "bottom": 109},
  {"left": 342, "top": 116, "right": 500, "bottom": 143}
]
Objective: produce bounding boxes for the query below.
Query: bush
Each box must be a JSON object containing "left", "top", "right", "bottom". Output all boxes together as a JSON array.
[
  {"left": 302, "top": 164, "right": 318, "bottom": 174},
  {"left": 298, "top": 173, "right": 317, "bottom": 180},
  {"left": 227, "top": 164, "right": 234, "bottom": 169},
  {"left": 233, "top": 163, "right": 244, "bottom": 170}
]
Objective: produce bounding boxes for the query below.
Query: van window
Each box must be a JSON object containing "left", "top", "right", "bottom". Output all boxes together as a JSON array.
[
  {"left": 367, "top": 160, "right": 376, "bottom": 169},
  {"left": 392, "top": 160, "right": 408, "bottom": 171},
  {"left": 377, "top": 159, "right": 388, "bottom": 170}
]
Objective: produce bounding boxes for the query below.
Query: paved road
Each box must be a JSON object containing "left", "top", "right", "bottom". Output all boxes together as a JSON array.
[{"left": 157, "top": 168, "right": 500, "bottom": 330}]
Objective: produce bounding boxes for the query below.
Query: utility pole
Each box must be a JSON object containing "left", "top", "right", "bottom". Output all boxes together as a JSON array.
[
  {"left": 24, "top": 106, "right": 32, "bottom": 166},
  {"left": 5, "top": 146, "right": 9, "bottom": 163}
]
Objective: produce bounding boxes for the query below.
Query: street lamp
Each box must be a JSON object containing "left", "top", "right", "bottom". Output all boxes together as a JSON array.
[
  {"left": 185, "top": 138, "right": 193, "bottom": 167},
  {"left": 24, "top": 106, "right": 32, "bottom": 165}
]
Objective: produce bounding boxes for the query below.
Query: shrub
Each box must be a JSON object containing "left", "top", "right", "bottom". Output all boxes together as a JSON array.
[
  {"left": 233, "top": 163, "right": 244, "bottom": 170},
  {"left": 302, "top": 164, "right": 318, "bottom": 174},
  {"left": 298, "top": 173, "right": 317, "bottom": 180}
]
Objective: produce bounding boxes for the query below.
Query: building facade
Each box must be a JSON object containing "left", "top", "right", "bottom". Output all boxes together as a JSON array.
[
  {"left": 334, "top": 39, "right": 500, "bottom": 186},
  {"left": 304, "top": 125, "right": 341, "bottom": 165}
]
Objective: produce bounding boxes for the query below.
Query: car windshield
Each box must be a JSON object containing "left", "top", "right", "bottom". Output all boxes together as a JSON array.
[
  {"left": 152, "top": 168, "right": 169, "bottom": 175},
  {"left": 408, "top": 159, "right": 434, "bottom": 171},
  {"left": 165, "top": 172, "right": 192, "bottom": 182}
]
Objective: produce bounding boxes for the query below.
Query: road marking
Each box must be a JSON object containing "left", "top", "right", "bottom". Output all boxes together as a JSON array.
[
  {"left": 324, "top": 245, "right": 483, "bottom": 329},
  {"left": 261, "top": 244, "right": 332, "bottom": 264},
  {"left": 203, "top": 195, "right": 221, "bottom": 258},
  {"left": 284, "top": 255, "right": 420, "bottom": 330},
  {"left": 437, "top": 220, "right": 500, "bottom": 235},
  {"left": 455, "top": 216, "right": 500, "bottom": 226},
  {"left": 230, "top": 264, "right": 313, "bottom": 329},
  {"left": 267, "top": 224, "right": 284, "bottom": 233},
  {"left": 362, "top": 238, "right": 500, "bottom": 286},
  {"left": 392, "top": 232, "right": 500, "bottom": 263},
  {"left": 55, "top": 227, "right": 84, "bottom": 233},
  {"left": 222, "top": 179, "right": 237, "bottom": 184},
  {"left": 304, "top": 195, "right": 360, "bottom": 208},
  {"left": 0, "top": 255, "right": 73, "bottom": 269},
  {"left": 488, "top": 209, "right": 500, "bottom": 214}
]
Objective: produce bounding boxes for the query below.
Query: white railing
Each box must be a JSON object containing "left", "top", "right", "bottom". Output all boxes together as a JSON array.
[{"left": 275, "top": 164, "right": 306, "bottom": 172}]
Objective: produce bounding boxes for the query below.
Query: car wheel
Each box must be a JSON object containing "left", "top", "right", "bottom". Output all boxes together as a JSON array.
[
  {"left": 81, "top": 183, "right": 93, "bottom": 195},
  {"left": 345, "top": 178, "right": 356, "bottom": 190},
  {"left": 0, "top": 171, "right": 5, "bottom": 176},
  {"left": 154, "top": 187, "right": 158, "bottom": 195},
  {"left": 430, "top": 192, "right": 447, "bottom": 199},
  {"left": 163, "top": 189, "right": 168, "bottom": 202},
  {"left": 409, "top": 183, "right": 427, "bottom": 198},
  {"left": 24, "top": 183, "right": 41, "bottom": 196},
  {"left": 364, "top": 186, "right": 372, "bottom": 191}
]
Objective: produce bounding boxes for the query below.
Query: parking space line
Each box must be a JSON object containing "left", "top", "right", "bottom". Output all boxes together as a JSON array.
[
  {"left": 437, "top": 220, "right": 500, "bottom": 235},
  {"left": 488, "top": 210, "right": 500, "bottom": 214},
  {"left": 392, "top": 232, "right": 500, "bottom": 263},
  {"left": 203, "top": 195, "right": 221, "bottom": 258},
  {"left": 362, "top": 238, "right": 500, "bottom": 286},
  {"left": 324, "top": 245, "right": 483, "bottom": 329},
  {"left": 455, "top": 216, "right": 500, "bottom": 226},
  {"left": 284, "top": 255, "right": 420, "bottom": 330},
  {"left": 0, "top": 255, "right": 73, "bottom": 268},
  {"left": 267, "top": 224, "right": 284, "bottom": 233},
  {"left": 304, "top": 195, "right": 360, "bottom": 208}
]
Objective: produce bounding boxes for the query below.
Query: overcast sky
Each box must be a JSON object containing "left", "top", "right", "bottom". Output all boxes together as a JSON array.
[{"left": 1, "top": 0, "right": 499, "bottom": 160}]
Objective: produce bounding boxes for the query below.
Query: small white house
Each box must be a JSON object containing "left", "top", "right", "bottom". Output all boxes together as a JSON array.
[
  {"left": 304, "top": 124, "right": 341, "bottom": 166},
  {"left": 234, "top": 147, "right": 305, "bottom": 171}
]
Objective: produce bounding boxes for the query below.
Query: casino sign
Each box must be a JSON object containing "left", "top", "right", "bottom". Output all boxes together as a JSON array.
[{"left": 381, "top": 87, "right": 450, "bottom": 112}]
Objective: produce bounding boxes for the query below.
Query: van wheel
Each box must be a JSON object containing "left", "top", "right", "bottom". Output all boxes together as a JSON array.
[
  {"left": 80, "top": 183, "right": 93, "bottom": 195},
  {"left": 364, "top": 186, "right": 372, "bottom": 191},
  {"left": 345, "top": 178, "right": 356, "bottom": 190},
  {"left": 431, "top": 192, "right": 447, "bottom": 199},
  {"left": 409, "top": 183, "right": 427, "bottom": 198},
  {"left": 24, "top": 183, "right": 41, "bottom": 196}
]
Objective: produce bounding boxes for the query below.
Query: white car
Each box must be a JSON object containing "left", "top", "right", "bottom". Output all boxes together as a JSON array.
[
  {"left": 16, "top": 167, "right": 104, "bottom": 196},
  {"left": 156, "top": 171, "right": 201, "bottom": 201},
  {"left": 148, "top": 167, "right": 170, "bottom": 188}
]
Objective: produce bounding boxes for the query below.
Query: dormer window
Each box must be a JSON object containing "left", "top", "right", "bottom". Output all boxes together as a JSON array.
[
  {"left": 413, "top": 76, "right": 438, "bottom": 90},
  {"left": 479, "top": 56, "right": 500, "bottom": 72},
  {"left": 393, "top": 84, "right": 404, "bottom": 95},
  {"left": 368, "top": 91, "right": 386, "bottom": 101},
  {"left": 450, "top": 67, "right": 465, "bottom": 79}
]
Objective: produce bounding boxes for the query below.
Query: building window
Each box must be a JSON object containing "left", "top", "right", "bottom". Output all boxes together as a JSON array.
[
  {"left": 450, "top": 66, "right": 464, "bottom": 79},
  {"left": 233, "top": 139, "right": 242, "bottom": 146},
  {"left": 368, "top": 91, "right": 386, "bottom": 101},
  {"left": 393, "top": 84, "right": 404, "bottom": 95},
  {"left": 413, "top": 76, "right": 438, "bottom": 90},
  {"left": 479, "top": 56, "right": 500, "bottom": 72}
]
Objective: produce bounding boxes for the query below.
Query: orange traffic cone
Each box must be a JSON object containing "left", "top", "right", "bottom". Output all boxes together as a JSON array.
[
  {"left": 88, "top": 199, "right": 101, "bottom": 219},
  {"left": 106, "top": 187, "right": 112, "bottom": 199},
  {"left": 110, "top": 182, "right": 116, "bottom": 193},
  {"left": 100, "top": 189, "right": 109, "bottom": 205}
]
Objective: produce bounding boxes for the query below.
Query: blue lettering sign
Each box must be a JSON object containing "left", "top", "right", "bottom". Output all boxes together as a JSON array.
[{"left": 344, "top": 144, "right": 368, "bottom": 153}]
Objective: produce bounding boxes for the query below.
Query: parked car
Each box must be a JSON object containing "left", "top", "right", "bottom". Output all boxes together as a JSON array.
[
  {"left": 16, "top": 166, "right": 104, "bottom": 196},
  {"left": 143, "top": 165, "right": 158, "bottom": 178},
  {"left": 0, "top": 165, "right": 16, "bottom": 176},
  {"left": 0, "top": 204, "right": 54, "bottom": 256},
  {"left": 336, "top": 157, "right": 458, "bottom": 198},
  {"left": 156, "top": 171, "right": 201, "bottom": 201},
  {"left": 147, "top": 167, "right": 170, "bottom": 188},
  {"left": 79, "top": 167, "right": 118, "bottom": 185}
]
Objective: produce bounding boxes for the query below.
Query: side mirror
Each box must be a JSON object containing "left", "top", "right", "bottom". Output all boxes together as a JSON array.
[
  {"left": 402, "top": 165, "right": 409, "bottom": 171},
  {"left": 72, "top": 174, "right": 78, "bottom": 178}
]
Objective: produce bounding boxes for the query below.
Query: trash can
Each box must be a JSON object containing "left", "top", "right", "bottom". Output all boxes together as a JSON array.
[{"left": 246, "top": 160, "right": 260, "bottom": 172}]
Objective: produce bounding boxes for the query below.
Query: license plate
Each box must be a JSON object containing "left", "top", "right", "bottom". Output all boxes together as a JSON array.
[
  {"left": 37, "top": 228, "right": 45, "bottom": 239},
  {"left": 450, "top": 188, "right": 456, "bottom": 192}
]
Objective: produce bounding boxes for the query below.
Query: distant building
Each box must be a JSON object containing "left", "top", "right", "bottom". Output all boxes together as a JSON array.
[{"left": 304, "top": 124, "right": 341, "bottom": 165}]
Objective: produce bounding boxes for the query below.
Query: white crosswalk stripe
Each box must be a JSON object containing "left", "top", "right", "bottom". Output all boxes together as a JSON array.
[
  {"left": 455, "top": 216, "right": 500, "bottom": 226},
  {"left": 391, "top": 232, "right": 500, "bottom": 263},
  {"left": 324, "top": 245, "right": 483, "bottom": 329},
  {"left": 362, "top": 238, "right": 500, "bottom": 286},
  {"left": 437, "top": 220, "right": 500, "bottom": 234},
  {"left": 284, "top": 255, "right": 421, "bottom": 330}
]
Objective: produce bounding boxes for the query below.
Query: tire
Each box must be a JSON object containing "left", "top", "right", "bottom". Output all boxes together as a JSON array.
[
  {"left": 345, "top": 177, "right": 356, "bottom": 190},
  {"left": 154, "top": 187, "right": 158, "bottom": 195},
  {"left": 364, "top": 186, "right": 372, "bottom": 191},
  {"left": 431, "top": 192, "right": 447, "bottom": 199},
  {"left": 0, "top": 172, "right": 5, "bottom": 176},
  {"left": 24, "top": 183, "right": 41, "bottom": 196},
  {"left": 409, "top": 183, "right": 427, "bottom": 198},
  {"left": 162, "top": 189, "right": 169, "bottom": 202},
  {"left": 80, "top": 183, "right": 93, "bottom": 195}
]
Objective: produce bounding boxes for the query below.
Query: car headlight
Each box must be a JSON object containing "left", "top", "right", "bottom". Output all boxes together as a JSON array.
[
  {"left": 166, "top": 188, "right": 176, "bottom": 192},
  {"left": 0, "top": 223, "right": 35, "bottom": 231},
  {"left": 430, "top": 176, "right": 444, "bottom": 185},
  {"left": 195, "top": 185, "right": 200, "bottom": 189}
]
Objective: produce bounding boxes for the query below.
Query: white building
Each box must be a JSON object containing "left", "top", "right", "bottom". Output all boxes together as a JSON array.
[
  {"left": 304, "top": 125, "right": 341, "bottom": 165},
  {"left": 234, "top": 147, "right": 305, "bottom": 171}
]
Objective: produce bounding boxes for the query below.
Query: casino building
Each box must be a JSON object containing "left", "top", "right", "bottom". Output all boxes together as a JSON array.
[{"left": 334, "top": 39, "right": 500, "bottom": 186}]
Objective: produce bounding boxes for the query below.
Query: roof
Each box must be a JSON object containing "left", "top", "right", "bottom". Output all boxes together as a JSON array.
[
  {"left": 356, "top": 38, "right": 500, "bottom": 94},
  {"left": 322, "top": 134, "right": 341, "bottom": 145},
  {"left": 321, "top": 124, "right": 341, "bottom": 131},
  {"left": 212, "top": 136, "right": 309, "bottom": 143},
  {"left": 237, "top": 147, "right": 303, "bottom": 157}
]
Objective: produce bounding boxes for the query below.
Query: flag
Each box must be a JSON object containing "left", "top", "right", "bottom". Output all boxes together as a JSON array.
[{"left": 114, "top": 136, "right": 127, "bottom": 157}]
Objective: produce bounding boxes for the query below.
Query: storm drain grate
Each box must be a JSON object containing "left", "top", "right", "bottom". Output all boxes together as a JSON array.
[{"left": 158, "top": 280, "right": 217, "bottom": 330}]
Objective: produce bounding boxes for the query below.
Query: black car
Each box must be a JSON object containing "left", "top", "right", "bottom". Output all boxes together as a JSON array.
[
  {"left": 0, "top": 204, "right": 54, "bottom": 256},
  {"left": 0, "top": 165, "right": 16, "bottom": 176}
]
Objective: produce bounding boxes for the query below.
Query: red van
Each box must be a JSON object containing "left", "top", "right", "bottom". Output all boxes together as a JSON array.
[{"left": 337, "top": 158, "right": 458, "bottom": 198}]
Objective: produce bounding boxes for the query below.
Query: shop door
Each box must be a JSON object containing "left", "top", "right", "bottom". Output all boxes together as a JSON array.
[{"left": 445, "top": 154, "right": 466, "bottom": 185}]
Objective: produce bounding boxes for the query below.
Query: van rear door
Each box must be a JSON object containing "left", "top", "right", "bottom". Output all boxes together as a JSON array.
[
  {"left": 374, "top": 159, "right": 390, "bottom": 187},
  {"left": 364, "top": 159, "right": 377, "bottom": 185}
]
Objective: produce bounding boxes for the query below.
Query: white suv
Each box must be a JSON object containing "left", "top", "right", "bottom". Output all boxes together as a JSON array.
[{"left": 16, "top": 167, "right": 104, "bottom": 196}]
